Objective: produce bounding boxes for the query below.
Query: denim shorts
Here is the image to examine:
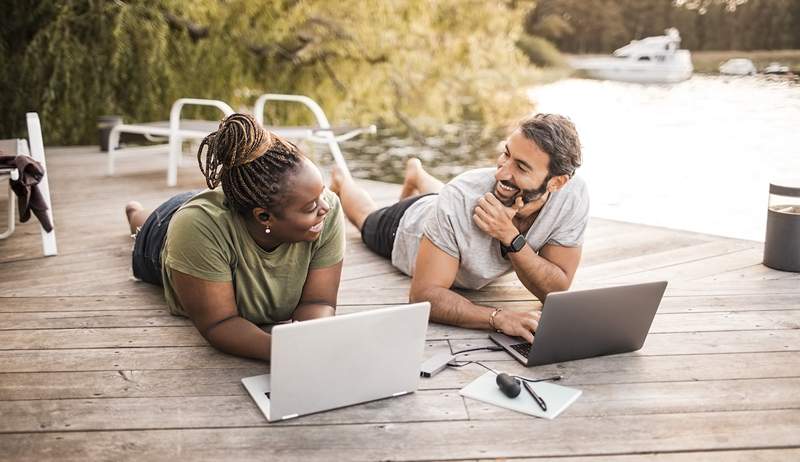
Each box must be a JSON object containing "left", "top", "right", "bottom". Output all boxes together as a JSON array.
[
  {"left": 131, "top": 191, "right": 198, "bottom": 286},
  {"left": 361, "top": 193, "right": 436, "bottom": 259}
]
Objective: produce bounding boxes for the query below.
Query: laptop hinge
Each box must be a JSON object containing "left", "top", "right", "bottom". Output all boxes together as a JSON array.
[
  {"left": 281, "top": 413, "right": 299, "bottom": 420},
  {"left": 392, "top": 391, "right": 409, "bottom": 397}
]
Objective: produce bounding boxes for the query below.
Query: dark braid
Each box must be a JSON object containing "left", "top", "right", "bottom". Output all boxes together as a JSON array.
[{"left": 197, "top": 113, "right": 302, "bottom": 216}]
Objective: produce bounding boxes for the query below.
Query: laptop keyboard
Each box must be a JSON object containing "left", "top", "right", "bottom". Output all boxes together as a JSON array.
[{"left": 510, "top": 342, "right": 532, "bottom": 357}]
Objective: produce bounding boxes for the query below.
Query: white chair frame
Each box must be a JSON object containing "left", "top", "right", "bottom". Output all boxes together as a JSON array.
[
  {"left": 106, "top": 95, "right": 375, "bottom": 186},
  {"left": 107, "top": 98, "right": 235, "bottom": 187},
  {"left": 0, "top": 113, "right": 58, "bottom": 256},
  {"left": 254, "top": 94, "right": 377, "bottom": 179}
]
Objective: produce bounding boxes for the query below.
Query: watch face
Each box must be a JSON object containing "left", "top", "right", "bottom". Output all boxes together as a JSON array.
[{"left": 511, "top": 234, "right": 526, "bottom": 252}]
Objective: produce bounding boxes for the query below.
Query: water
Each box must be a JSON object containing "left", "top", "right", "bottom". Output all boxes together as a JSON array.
[
  {"left": 528, "top": 75, "right": 800, "bottom": 242},
  {"left": 336, "top": 75, "right": 800, "bottom": 242}
]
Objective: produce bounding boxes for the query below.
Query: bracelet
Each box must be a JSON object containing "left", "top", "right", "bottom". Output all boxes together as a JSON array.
[{"left": 489, "top": 308, "right": 503, "bottom": 331}]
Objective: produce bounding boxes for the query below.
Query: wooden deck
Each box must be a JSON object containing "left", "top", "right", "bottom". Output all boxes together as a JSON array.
[{"left": 1, "top": 146, "right": 798, "bottom": 461}]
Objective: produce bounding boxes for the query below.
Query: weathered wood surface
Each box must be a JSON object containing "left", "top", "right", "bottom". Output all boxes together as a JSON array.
[{"left": 0, "top": 146, "right": 798, "bottom": 461}]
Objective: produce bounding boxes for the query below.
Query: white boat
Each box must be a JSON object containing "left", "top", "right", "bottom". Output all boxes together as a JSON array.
[
  {"left": 569, "top": 28, "right": 693, "bottom": 84},
  {"left": 719, "top": 58, "right": 756, "bottom": 76},
  {"left": 763, "top": 62, "right": 790, "bottom": 75}
]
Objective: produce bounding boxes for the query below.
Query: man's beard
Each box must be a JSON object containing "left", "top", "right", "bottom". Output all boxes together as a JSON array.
[{"left": 493, "top": 179, "right": 549, "bottom": 207}]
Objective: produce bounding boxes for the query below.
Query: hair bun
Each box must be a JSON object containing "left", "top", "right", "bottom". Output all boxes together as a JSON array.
[{"left": 197, "top": 113, "right": 266, "bottom": 188}]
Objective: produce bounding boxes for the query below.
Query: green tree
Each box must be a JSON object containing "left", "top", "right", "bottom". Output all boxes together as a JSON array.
[{"left": 1, "top": 0, "right": 541, "bottom": 145}]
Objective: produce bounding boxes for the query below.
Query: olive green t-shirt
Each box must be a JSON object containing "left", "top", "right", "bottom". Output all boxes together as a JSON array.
[{"left": 160, "top": 188, "right": 345, "bottom": 324}]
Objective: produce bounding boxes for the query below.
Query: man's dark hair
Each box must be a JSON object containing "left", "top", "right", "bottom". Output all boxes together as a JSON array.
[{"left": 519, "top": 113, "right": 582, "bottom": 177}]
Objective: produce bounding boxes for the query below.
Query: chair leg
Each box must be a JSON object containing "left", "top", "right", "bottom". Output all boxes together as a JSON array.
[
  {"left": 0, "top": 184, "right": 15, "bottom": 239},
  {"left": 107, "top": 127, "right": 121, "bottom": 176},
  {"left": 168, "top": 135, "right": 181, "bottom": 187},
  {"left": 26, "top": 113, "right": 58, "bottom": 256}
]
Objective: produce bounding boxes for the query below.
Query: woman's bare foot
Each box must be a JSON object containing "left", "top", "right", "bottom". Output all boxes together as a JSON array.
[
  {"left": 125, "top": 201, "right": 145, "bottom": 235},
  {"left": 399, "top": 158, "right": 423, "bottom": 200}
]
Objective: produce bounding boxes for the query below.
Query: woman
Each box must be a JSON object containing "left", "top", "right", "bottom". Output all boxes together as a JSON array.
[{"left": 124, "top": 113, "right": 345, "bottom": 361}]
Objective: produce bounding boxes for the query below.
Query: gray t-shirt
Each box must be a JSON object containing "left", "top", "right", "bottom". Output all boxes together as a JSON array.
[{"left": 391, "top": 168, "right": 589, "bottom": 290}]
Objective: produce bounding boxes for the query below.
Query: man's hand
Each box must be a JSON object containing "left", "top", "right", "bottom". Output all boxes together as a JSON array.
[
  {"left": 473, "top": 193, "right": 523, "bottom": 246},
  {"left": 493, "top": 309, "right": 541, "bottom": 344}
]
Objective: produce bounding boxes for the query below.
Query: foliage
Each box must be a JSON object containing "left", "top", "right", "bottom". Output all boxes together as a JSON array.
[
  {"left": 0, "top": 0, "right": 541, "bottom": 145},
  {"left": 525, "top": 0, "right": 800, "bottom": 53},
  {"left": 516, "top": 34, "right": 565, "bottom": 67}
]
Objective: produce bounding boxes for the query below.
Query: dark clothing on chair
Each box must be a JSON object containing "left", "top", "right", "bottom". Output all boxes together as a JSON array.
[{"left": 0, "top": 154, "right": 53, "bottom": 232}]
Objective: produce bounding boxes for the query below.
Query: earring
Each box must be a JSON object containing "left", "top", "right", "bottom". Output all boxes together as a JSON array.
[{"left": 265, "top": 226, "right": 271, "bottom": 234}]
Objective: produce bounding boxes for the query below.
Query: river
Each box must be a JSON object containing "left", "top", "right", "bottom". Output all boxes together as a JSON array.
[{"left": 339, "top": 75, "right": 799, "bottom": 242}]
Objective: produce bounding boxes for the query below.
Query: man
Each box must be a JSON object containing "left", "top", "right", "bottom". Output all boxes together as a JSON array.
[{"left": 330, "top": 114, "right": 588, "bottom": 343}]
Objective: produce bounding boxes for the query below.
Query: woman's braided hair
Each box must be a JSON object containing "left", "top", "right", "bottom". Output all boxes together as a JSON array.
[{"left": 197, "top": 113, "right": 302, "bottom": 216}]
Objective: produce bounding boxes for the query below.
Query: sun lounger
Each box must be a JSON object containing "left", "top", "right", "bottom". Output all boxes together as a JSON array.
[
  {"left": 253, "top": 94, "right": 377, "bottom": 179},
  {"left": 107, "top": 98, "right": 235, "bottom": 187},
  {"left": 107, "top": 94, "right": 375, "bottom": 186}
]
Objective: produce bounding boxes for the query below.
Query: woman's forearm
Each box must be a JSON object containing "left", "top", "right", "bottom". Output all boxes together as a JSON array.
[
  {"left": 292, "top": 303, "right": 335, "bottom": 321},
  {"left": 203, "top": 316, "right": 272, "bottom": 361}
]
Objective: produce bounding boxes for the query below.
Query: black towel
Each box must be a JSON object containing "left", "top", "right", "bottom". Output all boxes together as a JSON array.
[{"left": 0, "top": 154, "right": 54, "bottom": 232}]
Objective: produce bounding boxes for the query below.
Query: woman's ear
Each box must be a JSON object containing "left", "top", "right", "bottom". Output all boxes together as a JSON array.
[{"left": 252, "top": 207, "right": 270, "bottom": 223}]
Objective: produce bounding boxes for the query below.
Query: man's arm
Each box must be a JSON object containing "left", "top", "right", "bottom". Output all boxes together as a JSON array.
[
  {"left": 171, "top": 270, "right": 271, "bottom": 361},
  {"left": 507, "top": 243, "right": 582, "bottom": 301},
  {"left": 409, "top": 236, "right": 540, "bottom": 343},
  {"left": 473, "top": 192, "right": 582, "bottom": 301}
]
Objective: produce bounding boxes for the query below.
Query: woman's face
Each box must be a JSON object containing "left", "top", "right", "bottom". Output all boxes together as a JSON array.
[{"left": 266, "top": 158, "right": 331, "bottom": 243}]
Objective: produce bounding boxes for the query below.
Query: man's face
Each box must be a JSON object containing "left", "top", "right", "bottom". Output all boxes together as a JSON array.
[{"left": 493, "top": 129, "right": 552, "bottom": 207}]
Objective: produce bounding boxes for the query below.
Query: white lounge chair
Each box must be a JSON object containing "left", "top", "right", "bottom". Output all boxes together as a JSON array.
[
  {"left": 0, "top": 113, "right": 58, "bottom": 257},
  {"left": 253, "top": 93, "right": 377, "bottom": 179},
  {"left": 107, "top": 95, "right": 376, "bottom": 186},
  {"left": 108, "top": 98, "right": 235, "bottom": 187}
]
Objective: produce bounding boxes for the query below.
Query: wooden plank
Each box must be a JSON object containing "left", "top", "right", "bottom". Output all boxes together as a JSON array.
[
  {"left": 0, "top": 341, "right": 449, "bottom": 373},
  {"left": 0, "top": 390, "right": 468, "bottom": 433},
  {"left": 2, "top": 377, "right": 798, "bottom": 434},
  {"left": 2, "top": 325, "right": 797, "bottom": 354},
  {"left": 3, "top": 351, "right": 797, "bottom": 401},
  {"left": 0, "top": 327, "right": 206, "bottom": 349},
  {"left": 580, "top": 228, "right": 708, "bottom": 268},
  {"left": 464, "top": 377, "right": 800, "bottom": 420},
  {"left": 7, "top": 305, "right": 794, "bottom": 336},
  {"left": 502, "top": 448, "right": 800, "bottom": 461},
  {"left": 421, "top": 309, "right": 800, "bottom": 340},
  {"left": 695, "top": 262, "right": 800, "bottom": 282},
  {"left": 600, "top": 247, "right": 771, "bottom": 284},
  {"left": 664, "top": 280, "right": 800, "bottom": 296},
  {"left": 0, "top": 310, "right": 190, "bottom": 330},
  {"left": 423, "top": 351, "right": 800, "bottom": 389},
  {"left": 574, "top": 240, "right": 757, "bottom": 283},
  {"left": 444, "top": 329, "right": 800, "bottom": 356},
  {"left": 0, "top": 410, "right": 797, "bottom": 461},
  {"left": 0, "top": 295, "right": 167, "bottom": 313},
  {"left": 656, "top": 294, "right": 800, "bottom": 314}
]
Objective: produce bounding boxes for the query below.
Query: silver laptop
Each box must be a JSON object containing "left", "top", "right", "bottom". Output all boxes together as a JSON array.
[
  {"left": 490, "top": 281, "right": 667, "bottom": 367},
  {"left": 242, "top": 302, "right": 430, "bottom": 422}
]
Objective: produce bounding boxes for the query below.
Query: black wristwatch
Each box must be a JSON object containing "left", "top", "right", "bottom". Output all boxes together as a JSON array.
[{"left": 501, "top": 234, "right": 526, "bottom": 255}]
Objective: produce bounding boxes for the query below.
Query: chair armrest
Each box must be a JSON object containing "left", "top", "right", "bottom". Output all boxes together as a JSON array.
[
  {"left": 169, "top": 98, "right": 235, "bottom": 133},
  {"left": 254, "top": 94, "right": 332, "bottom": 129}
]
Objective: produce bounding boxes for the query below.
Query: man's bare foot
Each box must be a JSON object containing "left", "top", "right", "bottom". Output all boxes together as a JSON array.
[
  {"left": 125, "top": 201, "right": 144, "bottom": 234},
  {"left": 329, "top": 165, "right": 347, "bottom": 196},
  {"left": 399, "top": 157, "right": 423, "bottom": 200}
]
